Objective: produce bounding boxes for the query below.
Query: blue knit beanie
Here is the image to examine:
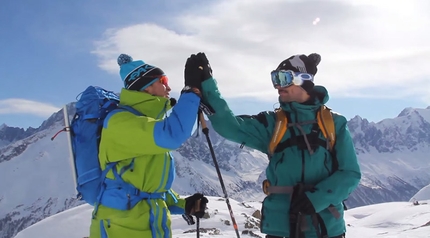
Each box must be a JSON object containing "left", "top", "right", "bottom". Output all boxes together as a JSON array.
[{"left": 117, "top": 54, "right": 165, "bottom": 91}]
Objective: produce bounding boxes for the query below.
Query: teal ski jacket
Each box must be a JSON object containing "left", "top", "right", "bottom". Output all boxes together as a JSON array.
[{"left": 201, "top": 78, "right": 361, "bottom": 238}]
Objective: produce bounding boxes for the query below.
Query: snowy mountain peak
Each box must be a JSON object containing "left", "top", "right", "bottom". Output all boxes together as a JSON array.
[
  {"left": 398, "top": 107, "right": 416, "bottom": 117},
  {"left": 0, "top": 123, "right": 7, "bottom": 130},
  {"left": 395, "top": 106, "right": 430, "bottom": 123},
  {"left": 347, "top": 115, "right": 371, "bottom": 137},
  {"left": 350, "top": 115, "right": 363, "bottom": 122}
]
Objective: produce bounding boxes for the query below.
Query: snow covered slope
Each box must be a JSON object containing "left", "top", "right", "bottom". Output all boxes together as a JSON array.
[
  {"left": 410, "top": 184, "right": 430, "bottom": 202},
  {"left": 15, "top": 197, "right": 430, "bottom": 238}
]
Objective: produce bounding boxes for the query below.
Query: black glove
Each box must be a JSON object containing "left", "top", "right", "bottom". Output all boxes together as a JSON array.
[
  {"left": 290, "top": 184, "right": 316, "bottom": 215},
  {"left": 184, "top": 52, "right": 212, "bottom": 90},
  {"left": 185, "top": 193, "right": 209, "bottom": 218}
]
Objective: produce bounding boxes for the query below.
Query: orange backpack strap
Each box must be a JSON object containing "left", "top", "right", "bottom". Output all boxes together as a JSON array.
[
  {"left": 268, "top": 109, "right": 288, "bottom": 157},
  {"left": 316, "top": 105, "right": 336, "bottom": 151}
]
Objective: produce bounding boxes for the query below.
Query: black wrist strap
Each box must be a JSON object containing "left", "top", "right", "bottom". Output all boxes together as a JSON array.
[
  {"left": 199, "top": 102, "right": 215, "bottom": 116},
  {"left": 181, "top": 86, "right": 201, "bottom": 98},
  {"left": 182, "top": 214, "right": 195, "bottom": 225}
]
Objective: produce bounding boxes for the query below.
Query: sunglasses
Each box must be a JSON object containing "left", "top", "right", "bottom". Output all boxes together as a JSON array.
[
  {"left": 158, "top": 75, "right": 169, "bottom": 86},
  {"left": 270, "top": 70, "right": 314, "bottom": 88}
]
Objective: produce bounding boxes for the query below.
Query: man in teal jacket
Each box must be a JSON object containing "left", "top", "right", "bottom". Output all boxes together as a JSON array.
[
  {"left": 184, "top": 53, "right": 361, "bottom": 238},
  {"left": 90, "top": 54, "right": 208, "bottom": 238}
]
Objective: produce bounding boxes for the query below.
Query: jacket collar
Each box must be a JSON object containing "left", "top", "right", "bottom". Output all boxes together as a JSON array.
[
  {"left": 279, "top": 85, "right": 329, "bottom": 113},
  {"left": 119, "top": 88, "right": 171, "bottom": 119}
]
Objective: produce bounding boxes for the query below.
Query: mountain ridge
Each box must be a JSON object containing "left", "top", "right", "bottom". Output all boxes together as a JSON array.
[{"left": 1, "top": 104, "right": 430, "bottom": 238}]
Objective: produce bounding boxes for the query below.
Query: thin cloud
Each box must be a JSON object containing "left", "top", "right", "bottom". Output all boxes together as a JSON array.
[
  {"left": 91, "top": 0, "right": 430, "bottom": 103},
  {"left": 0, "top": 99, "right": 60, "bottom": 117}
]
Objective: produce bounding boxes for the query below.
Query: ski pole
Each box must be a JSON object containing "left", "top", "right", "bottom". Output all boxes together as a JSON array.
[
  {"left": 196, "top": 217, "right": 200, "bottom": 238},
  {"left": 194, "top": 199, "right": 202, "bottom": 238},
  {"left": 199, "top": 113, "right": 241, "bottom": 238}
]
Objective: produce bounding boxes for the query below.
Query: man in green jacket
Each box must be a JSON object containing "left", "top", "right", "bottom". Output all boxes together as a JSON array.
[
  {"left": 89, "top": 54, "right": 208, "bottom": 238},
  {"left": 184, "top": 53, "right": 361, "bottom": 238}
]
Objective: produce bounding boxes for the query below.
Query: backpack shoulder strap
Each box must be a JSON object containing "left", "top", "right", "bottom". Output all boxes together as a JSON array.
[
  {"left": 103, "top": 105, "right": 145, "bottom": 129},
  {"left": 118, "top": 105, "right": 145, "bottom": 116},
  {"left": 317, "top": 106, "right": 347, "bottom": 209},
  {"left": 268, "top": 108, "right": 288, "bottom": 157},
  {"left": 316, "top": 105, "right": 336, "bottom": 151}
]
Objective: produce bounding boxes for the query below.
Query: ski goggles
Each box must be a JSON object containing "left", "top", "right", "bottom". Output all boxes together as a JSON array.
[{"left": 270, "top": 70, "right": 314, "bottom": 88}]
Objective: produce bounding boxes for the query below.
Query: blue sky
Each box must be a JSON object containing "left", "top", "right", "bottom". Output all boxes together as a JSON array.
[{"left": 1, "top": 0, "right": 429, "bottom": 129}]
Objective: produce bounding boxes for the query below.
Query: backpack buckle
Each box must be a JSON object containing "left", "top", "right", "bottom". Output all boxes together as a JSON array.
[{"left": 262, "top": 179, "right": 271, "bottom": 195}]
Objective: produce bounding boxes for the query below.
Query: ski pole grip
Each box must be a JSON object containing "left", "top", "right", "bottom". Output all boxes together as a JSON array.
[
  {"left": 189, "top": 199, "right": 201, "bottom": 215},
  {"left": 194, "top": 199, "right": 202, "bottom": 213}
]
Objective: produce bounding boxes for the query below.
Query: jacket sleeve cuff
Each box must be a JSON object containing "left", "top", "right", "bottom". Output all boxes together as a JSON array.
[
  {"left": 305, "top": 191, "right": 330, "bottom": 213},
  {"left": 201, "top": 78, "right": 217, "bottom": 100}
]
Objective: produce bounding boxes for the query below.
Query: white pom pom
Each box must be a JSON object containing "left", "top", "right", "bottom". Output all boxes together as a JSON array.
[{"left": 117, "top": 54, "right": 133, "bottom": 66}]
